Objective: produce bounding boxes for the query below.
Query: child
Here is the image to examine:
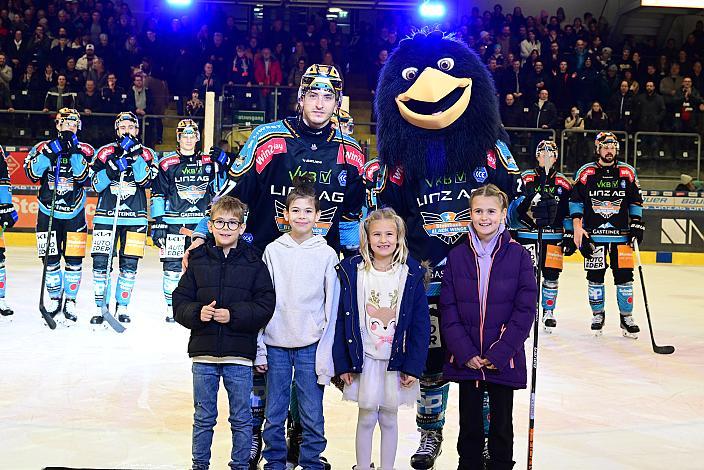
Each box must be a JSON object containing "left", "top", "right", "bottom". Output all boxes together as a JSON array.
[
  {"left": 440, "top": 184, "right": 536, "bottom": 470},
  {"left": 172, "top": 196, "right": 275, "bottom": 470},
  {"left": 260, "top": 179, "right": 341, "bottom": 470},
  {"left": 333, "top": 207, "right": 431, "bottom": 470}
]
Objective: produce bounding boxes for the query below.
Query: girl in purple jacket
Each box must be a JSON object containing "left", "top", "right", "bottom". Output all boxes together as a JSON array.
[{"left": 440, "top": 184, "right": 537, "bottom": 470}]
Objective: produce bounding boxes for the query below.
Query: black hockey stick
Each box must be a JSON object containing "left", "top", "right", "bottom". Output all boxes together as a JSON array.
[
  {"left": 38, "top": 159, "right": 61, "bottom": 329},
  {"left": 100, "top": 171, "right": 126, "bottom": 333},
  {"left": 526, "top": 205, "right": 543, "bottom": 470},
  {"left": 633, "top": 240, "right": 674, "bottom": 355}
]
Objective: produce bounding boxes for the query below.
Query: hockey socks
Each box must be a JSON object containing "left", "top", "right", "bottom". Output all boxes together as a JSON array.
[
  {"left": 116, "top": 270, "right": 136, "bottom": 306},
  {"left": 616, "top": 282, "right": 634, "bottom": 315},
  {"left": 93, "top": 269, "right": 108, "bottom": 306},
  {"left": 416, "top": 382, "right": 449, "bottom": 430},
  {"left": 63, "top": 264, "right": 82, "bottom": 300},
  {"left": 588, "top": 281, "right": 605, "bottom": 314},
  {"left": 162, "top": 270, "right": 181, "bottom": 306},
  {"left": 541, "top": 279, "right": 559, "bottom": 312},
  {"left": 46, "top": 263, "right": 62, "bottom": 299}
]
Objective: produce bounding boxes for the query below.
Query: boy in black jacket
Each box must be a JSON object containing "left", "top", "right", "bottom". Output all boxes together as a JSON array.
[{"left": 173, "top": 196, "right": 275, "bottom": 470}]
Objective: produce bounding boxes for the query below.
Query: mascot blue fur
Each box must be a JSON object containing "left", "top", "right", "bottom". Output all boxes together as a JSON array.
[{"left": 367, "top": 28, "right": 551, "bottom": 470}]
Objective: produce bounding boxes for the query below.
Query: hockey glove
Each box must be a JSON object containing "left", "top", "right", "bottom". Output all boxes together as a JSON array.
[
  {"left": 532, "top": 193, "right": 558, "bottom": 228},
  {"left": 517, "top": 192, "right": 538, "bottom": 229},
  {"left": 42, "top": 138, "right": 65, "bottom": 163},
  {"left": 58, "top": 130, "right": 79, "bottom": 150},
  {"left": 0, "top": 204, "right": 18, "bottom": 229},
  {"left": 118, "top": 134, "right": 144, "bottom": 159},
  {"left": 209, "top": 147, "right": 233, "bottom": 173},
  {"left": 579, "top": 236, "right": 597, "bottom": 259},
  {"left": 561, "top": 232, "right": 577, "bottom": 256},
  {"left": 629, "top": 221, "right": 645, "bottom": 246},
  {"left": 151, "top": 219, "right": 168, "bottom": 249}
]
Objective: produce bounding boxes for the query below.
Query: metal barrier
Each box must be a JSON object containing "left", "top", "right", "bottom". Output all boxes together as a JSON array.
[
  {"left": 503, "top": 127, "right": 557, "bottom": 170},
  {"left": 559, "top": 129, "right": 628, "bottom": 175},
  {"left": 223, "top": 83, "right": 300, "bottom": 123},
  {"left": 633, "top": 131, "right": 702, "bottom": 181}
]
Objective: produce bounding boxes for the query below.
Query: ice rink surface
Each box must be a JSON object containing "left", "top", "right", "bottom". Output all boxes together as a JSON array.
[{"left": 1, "top": 246, "right": 703, "bottom": 470}]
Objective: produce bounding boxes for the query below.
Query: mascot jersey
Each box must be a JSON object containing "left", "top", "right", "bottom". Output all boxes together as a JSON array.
[
  {"left": 91, "top": 144, "right": 156, "bottom": 226},
  {"left": 371, "top": 30, "right": 526, "bottom": 296},
  {"left": 150, "top": 151, "right": 224, "bottom": 225},
  {"left": 24, "top": 140, "right": 94, "bottom": 219},
  {"left": 195, "top": 117, "right": 365, "bottom": 253}
]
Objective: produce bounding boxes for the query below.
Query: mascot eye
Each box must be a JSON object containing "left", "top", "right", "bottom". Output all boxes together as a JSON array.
[
  {"left": 401, "top": 67, "right": 418, "bottom": 81},
  {"left": 437, "top": 57, "right": 455, "bottom": 71}
]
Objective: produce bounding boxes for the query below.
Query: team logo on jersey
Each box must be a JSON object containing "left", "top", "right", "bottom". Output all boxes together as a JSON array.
[
  {"left": 49, "top": 175, "right": 72, "bottom": 195},
  {"left": 620, "top": 180, "right": 626, "bottom": 188},
  {"left": 421, "top": 209, "right": 472, "bottom": 245},
  {"left": 176, "top": 182, "right": 208, "bottom": 204},
  {"left": 109, "top": 180, "right": 137, "bottom": 199},
  {"left": 205, "top": 165, "right": 212, "bottom": 174},
  {"left": 592, "top": 199, "right": 622, "bottom": 218},
  {"left": 242, "top": 233, "right": 254, "bottom": 244},
  {"left": 274, "top": 200, "right": 337, "bottom": 236},
  {"left": 473, "top": 167, "right": 488, "bottom": 183},
  {"left": 338, "top": 170, "right": 347, "bottom": 187}
]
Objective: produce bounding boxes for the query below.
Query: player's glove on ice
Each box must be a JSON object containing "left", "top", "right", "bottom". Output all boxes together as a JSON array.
[
  {"left": 151, "top": 219, "right": 168, "bottom": 249},
  {"left": 629, "top": 221, "right": 645, "bottom": 246},
  {"left": 0, "top": 204, "right": 18, "bottom": 229},
  {"left": 561, "top": 232, "right": 577, "bottom": 256}
]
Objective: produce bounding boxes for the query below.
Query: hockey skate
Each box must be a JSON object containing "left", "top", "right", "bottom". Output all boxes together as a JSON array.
[
  {"left": 542, "top": 309, "right": 556, "bottom": 333},
  {"left": 45, "top": 296, "right": 62, "bottom": 319},
  {"left": 164, "top": 305, "right": 176, "bottom": 323},
  {"left": 249, "top": 426, "right": 262, "bottom": 470},
  {"left": 410, "top": 429, "right": 443, "bottom": 469},
  {"left": 620, "top": 314, "right": 640, "bottom": 339},
  {"left": 60, "top": 299, "right": 78, "bottom": 324},
  {"left": 90, "top": 305, "right": 106, "bottom": 328},
  {"left": 117, "top": 305, "right": 131, "bottom": 323},
  {"left": 591, "top": 312, "right": 605, "bottom": 336},
  {"left": 0, "top": 298, "right": 14, "bottom": 318}
]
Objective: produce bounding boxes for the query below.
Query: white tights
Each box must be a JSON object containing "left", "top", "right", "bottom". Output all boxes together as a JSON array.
[{"left": 355, "top": 407, "right": 398, "bottom": 470}]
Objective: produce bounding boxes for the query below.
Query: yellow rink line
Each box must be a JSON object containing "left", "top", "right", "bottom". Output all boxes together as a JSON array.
[{"left": 4, "top": 232, "right": 704, "bottom": 266}]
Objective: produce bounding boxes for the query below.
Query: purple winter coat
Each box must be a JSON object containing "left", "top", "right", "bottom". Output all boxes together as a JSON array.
[{"left": 440, "top": 229, "right": 537, "bottom": 389}]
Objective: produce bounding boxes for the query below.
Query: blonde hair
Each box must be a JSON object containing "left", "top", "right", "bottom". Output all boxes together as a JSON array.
[
  {"left": 210, "top": 195, "right": 247, "bottom": 221},
  {"left": 359, "top": 207, "right": 409, "bottom": 270},
  {"left": 468, "top": 184, "right": 509, "bottom": 211}
]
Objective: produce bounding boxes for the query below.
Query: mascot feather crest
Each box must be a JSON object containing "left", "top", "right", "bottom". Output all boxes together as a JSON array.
[{"left": 375, "top": 28, "right": 506, "bottom": 181}]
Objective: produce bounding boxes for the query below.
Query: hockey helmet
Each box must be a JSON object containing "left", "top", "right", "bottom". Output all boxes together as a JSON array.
[
  {"left": 176, "top": 118, "right": 200, "bottom": 141},
  {"left": 535, "top": 140, "right": 558, "bottom": 160},
  {"left": 298, "top": 64, "right": 343, "bottom": 102},
  {"left": 55, "top": 107, "right": 82, "bottom": 131},
  {"left": 595, "top": 131, "right": 620, "bottom": 153},
  {"left": 114, "top": 111, "right": 139, "bottom": 135}
]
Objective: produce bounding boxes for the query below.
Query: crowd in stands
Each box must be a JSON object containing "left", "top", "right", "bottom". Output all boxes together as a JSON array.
[{"left": 0, "top": 0, "right": 702, "bottom": 154}]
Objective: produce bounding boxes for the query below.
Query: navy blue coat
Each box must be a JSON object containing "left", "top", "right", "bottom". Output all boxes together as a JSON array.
[{"left": 333, "top": 255, "right": 431, "bottom": 379}]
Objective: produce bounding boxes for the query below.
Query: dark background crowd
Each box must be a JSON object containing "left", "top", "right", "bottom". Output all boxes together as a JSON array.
[{"left": 0, "top": 0, "right": 701, "bottom": 166}]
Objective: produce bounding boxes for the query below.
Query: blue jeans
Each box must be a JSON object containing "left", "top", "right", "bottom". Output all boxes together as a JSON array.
[
  {"left": 262, "top": 343, "right": 325, "bottom": 470},
  {"left": 192, "top": 362, "right": 253, "bottom": 470}
]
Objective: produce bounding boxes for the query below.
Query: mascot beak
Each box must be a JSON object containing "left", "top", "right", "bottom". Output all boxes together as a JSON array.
[{"left": 395, "top": 67, "right": 472, "bottom": 130}]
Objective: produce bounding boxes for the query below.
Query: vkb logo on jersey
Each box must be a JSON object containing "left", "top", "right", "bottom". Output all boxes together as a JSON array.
[
  {"left": 338, "top": 170, "right": 347, "bottom": 187},
  {"left": 473, "top": 166, "right": 488, "bottom": 183}
]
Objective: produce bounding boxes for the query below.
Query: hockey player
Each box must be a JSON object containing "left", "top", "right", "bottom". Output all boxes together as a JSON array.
[
  {"left": 515, "top": 140, "right": 577, "bottom": 332},
  {"left": 24, "top": 108, "right": 94, "bottom": 321},
  {"left": 0, "top": 145, "right": 18, "bottom": 317},
  {"left": 89, "top": 112, "right": 156, "bottom": 325},
  {"left": 186, "top": 64, "right": 363, "bottom": 470},
  {"left": 571, "top": 132, "right": 643, "bottom": 338},
  {"left": 150, "top": 119, "right": 225, "bottom": 323}
]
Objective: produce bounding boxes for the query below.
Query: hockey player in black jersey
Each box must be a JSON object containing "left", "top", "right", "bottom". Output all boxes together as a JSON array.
[
  {"left": 150, "top": 119, "right": 225, "bottom": 322},
  {"left": 24, "top": 108, "right": 94, "bottom": 322},
  {"left": 89, "top": 112, "right": 156, "bottom": 325},
  {"left": 0, "top": 145, "right": 18, "bottom": 317},
  {"left": 515, "top": 140, "right": 577, "bottom": 332},
  {"left": 570, "top": 132, "right": 643, "bottom": 338}
]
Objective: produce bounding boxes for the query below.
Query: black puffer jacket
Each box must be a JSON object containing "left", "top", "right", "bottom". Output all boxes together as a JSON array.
[{"left": 173, "top": 240, "right": 275, "bottom": 359}]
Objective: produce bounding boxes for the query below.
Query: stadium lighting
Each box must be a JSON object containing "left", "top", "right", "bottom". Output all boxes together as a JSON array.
[
  {"left": 419, "top": 1, "right": 447, "bottom": 19},
  {"left": 166, "top": 0, "right": 192, "bottom": 7}
]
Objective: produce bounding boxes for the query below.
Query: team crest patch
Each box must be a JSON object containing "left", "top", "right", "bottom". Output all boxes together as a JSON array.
[
  {"left": 176, "top": 182, "right": 208, "bottom": 204},
  {"left": 338, "top": 170, "right": 347, "bottom": 187},
  {"left": 421, "top": 209, "right": 472, "bottom": 245},
  {"left": 592, "top": 199, "right": 622, "bottom": 219},
  {"left": 473, "top": 167, "right": 488, "bottom": 183}
]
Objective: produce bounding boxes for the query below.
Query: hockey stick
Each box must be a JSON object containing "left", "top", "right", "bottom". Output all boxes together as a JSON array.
[
  {"left": 38, "top": 159, "right": 61, "bottom": 330},
  {"left": 633, "top": 240, "right": 674, "bottom": 355},
  {"left": 100, "top": 171, "right": 126, "bottom": 333}
]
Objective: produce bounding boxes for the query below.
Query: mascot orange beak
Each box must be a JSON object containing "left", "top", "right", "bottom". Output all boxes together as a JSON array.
[{"left": 395, "top": 67, "right": 472, "bottom": 130}]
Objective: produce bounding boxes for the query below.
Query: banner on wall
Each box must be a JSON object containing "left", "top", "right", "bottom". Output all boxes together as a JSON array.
[
  {"left": 642, "top": 192, "right": 704, "bottom": 252},
  {"left": 5, "top": 147, "right": 38, "bottom": 188},
  {"left": 12, "top": 192, "right": 98, "bottom": 230}
]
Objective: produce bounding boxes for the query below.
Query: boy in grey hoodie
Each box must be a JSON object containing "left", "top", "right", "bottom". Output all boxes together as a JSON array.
[{"left": 260, "top": 179, "right": 340, "bottom": 470}]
